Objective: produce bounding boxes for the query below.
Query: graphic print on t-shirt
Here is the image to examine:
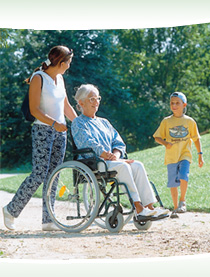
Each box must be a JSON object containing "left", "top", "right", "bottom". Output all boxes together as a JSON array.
[{"left": 169, "top": 125, "right": 189, "bottom": 138}]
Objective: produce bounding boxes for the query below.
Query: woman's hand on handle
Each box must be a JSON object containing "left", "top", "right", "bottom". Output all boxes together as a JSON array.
[{"left": 53, "top": 122, "right": 68, "bottom": 132}]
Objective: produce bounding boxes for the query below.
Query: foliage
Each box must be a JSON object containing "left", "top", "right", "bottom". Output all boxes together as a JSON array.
[
  {"left": 0, "top": 29, "right": 10, "bottom": 48},
  {"left": 108, "top": 25, "right": 210, "bottom": 150},
  {"left": 0, "top": 25, "right": 210, "bottom": 167}
]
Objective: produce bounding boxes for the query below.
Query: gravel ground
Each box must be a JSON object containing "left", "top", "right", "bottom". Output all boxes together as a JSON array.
[{"left": 0, "top": 190, "right": 210, "bottom": 260}]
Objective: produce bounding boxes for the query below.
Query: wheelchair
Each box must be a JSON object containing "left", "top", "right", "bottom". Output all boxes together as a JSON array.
[{"left": 45, "top": 141, "right": 167, "bottom": 233}]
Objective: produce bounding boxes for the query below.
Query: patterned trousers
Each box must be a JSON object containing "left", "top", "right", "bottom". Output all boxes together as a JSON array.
[{"left": 7, "top": 124, "right": 67, "bottom": 224}]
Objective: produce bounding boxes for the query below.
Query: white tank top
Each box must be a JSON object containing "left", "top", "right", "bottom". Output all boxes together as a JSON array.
[{"left": 30, "top": 71, "right": 66, "bottom": 125}]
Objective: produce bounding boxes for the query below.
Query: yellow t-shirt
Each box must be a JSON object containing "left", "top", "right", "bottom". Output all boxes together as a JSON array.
[{"left": 153, "top": 115, "right": 200, "bottom": 165}]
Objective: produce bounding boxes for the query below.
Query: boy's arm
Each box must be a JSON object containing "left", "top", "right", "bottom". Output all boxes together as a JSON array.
[
  {"left": 154, "top": 137, "right": 173, "bottom": 149},
  {"left": 194, "top": 138, "right": 204, "bottom": 168}
]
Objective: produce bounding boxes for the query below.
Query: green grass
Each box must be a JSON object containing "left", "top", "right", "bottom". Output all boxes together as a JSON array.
[
  {"left": 128, "top": 133, "right": 210, "bottom": 212},
  {"left": 0, "top": 133, "right": 210, "bottom": 212}
]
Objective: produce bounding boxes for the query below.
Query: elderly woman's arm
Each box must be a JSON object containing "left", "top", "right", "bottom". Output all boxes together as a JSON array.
[
  {"left": 71, "top": 123, "right": 105, "bottom": 157},
  {"left": 71, "top": 116, "right": 126, "bottom": 159},
  {"left": 108, "top": 122, "right": 126, "bottom": 158}
]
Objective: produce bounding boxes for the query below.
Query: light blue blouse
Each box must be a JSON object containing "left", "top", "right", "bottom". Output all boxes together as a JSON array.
[{"left": 71, "top": 114, "right": 126, "bottom": 158}]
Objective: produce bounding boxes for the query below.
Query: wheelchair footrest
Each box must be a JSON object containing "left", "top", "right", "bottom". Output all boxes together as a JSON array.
[
  {"left": 66, "top": 215, "right": 90, "bottom": 220},
  {"left": 135, "top": 215, "right": 154, "bottom": 222},
  {"left": 135, "top": 213, "right": 169, "bottom": 223},
  {"left": 149, "top": 214, "right": 169, "bottom": 221}
]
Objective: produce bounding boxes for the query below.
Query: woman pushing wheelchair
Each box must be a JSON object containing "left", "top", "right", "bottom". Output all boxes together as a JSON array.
[{"left": 71, "top": 84, "right": 169, "bottom": 222}]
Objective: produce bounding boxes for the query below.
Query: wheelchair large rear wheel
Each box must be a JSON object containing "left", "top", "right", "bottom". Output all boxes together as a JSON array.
[{"left": 45, "top": 161, "right": 100, "bottom": 233}]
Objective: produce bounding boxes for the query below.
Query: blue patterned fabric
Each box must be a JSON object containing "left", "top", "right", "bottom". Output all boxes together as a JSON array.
[
  {"left": 7, "top": 124, "right": 67, "bottom": 224},
  {"left": 71, "top": 114, "right": 126, "bottom": 158}
]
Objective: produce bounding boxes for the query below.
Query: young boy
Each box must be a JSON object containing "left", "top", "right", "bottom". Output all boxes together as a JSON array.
[{"left": 153, "top": 92, "right": 204, "bottom": 218}]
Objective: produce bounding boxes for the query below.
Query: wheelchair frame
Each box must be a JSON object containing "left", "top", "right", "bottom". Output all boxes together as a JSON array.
[{"left": 45, "top": 143, "right": 166, "bottom": 233}]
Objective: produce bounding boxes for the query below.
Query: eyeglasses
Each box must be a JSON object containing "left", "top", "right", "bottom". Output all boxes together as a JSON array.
[{"left": 89, "top": 96, "right": 102, "bottom": 103}]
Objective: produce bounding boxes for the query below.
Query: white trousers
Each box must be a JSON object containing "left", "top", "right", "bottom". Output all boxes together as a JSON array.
[{"left": 98, "top": 160, "right": 156, "bottom": 206}]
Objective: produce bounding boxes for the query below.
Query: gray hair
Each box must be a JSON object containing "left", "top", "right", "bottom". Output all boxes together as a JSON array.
[{"left": 74, "top": 84, "right": 99, "bottom": 112}]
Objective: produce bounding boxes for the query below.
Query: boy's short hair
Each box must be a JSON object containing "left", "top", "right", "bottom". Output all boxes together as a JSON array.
[{"left": 170, "top": 92, "right": 187, "bottom": 104}]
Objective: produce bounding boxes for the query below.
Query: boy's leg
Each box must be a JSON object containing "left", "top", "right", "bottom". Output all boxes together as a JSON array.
[
  {"left": 170, "top": 187, "right": 180, "bottom": 218},
  {"left": 167, "top": 163, "right": 180, "bottom": 210},
  {"left": 180, "top": 179, "right": 188, "bottom": 202},
  {"left": 177, "top": 160, "right": 190, "bottom": 213},
  {"left": 167, "top": 163, "right": 180, "bottom": 218},
  {"left": 178, "top": 179, "right": 188, "bottom": 213},
  {"left": 170, "top": 187, "right": 178, "bottom": 210}
]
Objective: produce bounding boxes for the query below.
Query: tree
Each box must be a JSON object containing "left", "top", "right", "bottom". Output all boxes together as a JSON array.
[
  {"left": 0, "top": 29, "right": 124, "bottom": 166},
  {"left": 107, "top": 24, "right": 210, "bottom": 151},
  {"left": 1, "top": 25, "right": 209, "bottom": 167}
]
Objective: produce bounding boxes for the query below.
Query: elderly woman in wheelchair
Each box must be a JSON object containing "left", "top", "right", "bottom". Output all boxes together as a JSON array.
[{"left": 45, "top": 84, "right": 169, "bottom": 233}]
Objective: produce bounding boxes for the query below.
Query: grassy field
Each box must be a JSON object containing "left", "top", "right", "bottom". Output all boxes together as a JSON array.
[{"left": 0, "top": 133, "right": 209, "bottom": 212}]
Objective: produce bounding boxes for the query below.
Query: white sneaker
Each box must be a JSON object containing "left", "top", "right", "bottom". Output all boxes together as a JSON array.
[
  {"left": 2, "top": 206, "right": 15, "bottom": 230},
  {"left": 177, "top": 201, "right": 187, "bottom": 213},
  {"left": 42, "top": 222, "right": 60, "bottom": 231},
  {"left": 153, "top": 207, "right": 170, "bottom": 217},
  {"left": 137, "top": 207, "right": 157, "bottom": 217}
]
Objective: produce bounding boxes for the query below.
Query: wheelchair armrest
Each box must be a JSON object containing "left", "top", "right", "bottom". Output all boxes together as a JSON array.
[{"left": 72, "top": 148, "right": 96, "bottom": 155}]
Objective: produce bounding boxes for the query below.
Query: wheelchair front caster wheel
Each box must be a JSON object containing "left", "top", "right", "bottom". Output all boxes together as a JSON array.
[
  {"left": 105, "top": 212, "right": 124, "bottom": 233},
  {"left": 133, "top": 217, "right": 152, "bottom": 230}
]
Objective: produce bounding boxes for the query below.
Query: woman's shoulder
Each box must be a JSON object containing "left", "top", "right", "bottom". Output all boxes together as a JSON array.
[
  {"left": 96, "top": 116, "right": 110, "bottom": 124},
  {"left": 30, "top": 70, "right": 43, "bottom": 81},
  {"left": 57, "top": 74, "right": 64, "bottom": 81},
  {"left": 29, "top": 72, "right": 44, "bottom": 87},
  {"left": 72, "top": 114, "right": 87, "bottom": 127},
  {"left": 72, "top": 115, "right": 110, "bottom": 129},
  {"left": 31, "top": 70, "right": 42, "bottom": 75},
  {"left": 72, "top": 114, "right": 82, "bottom": 122}
]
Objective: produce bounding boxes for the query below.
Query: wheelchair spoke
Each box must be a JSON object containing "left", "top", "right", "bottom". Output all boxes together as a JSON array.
[{"left": 45, "top": 161, "right": 100, "bottom": 232}]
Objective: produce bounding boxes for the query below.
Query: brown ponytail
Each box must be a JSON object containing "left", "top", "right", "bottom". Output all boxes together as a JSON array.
[{"left": 24, "top": 45, "right": 73, "bottom": 84}]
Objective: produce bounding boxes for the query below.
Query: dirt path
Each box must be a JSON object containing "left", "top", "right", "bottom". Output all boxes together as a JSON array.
[{"left": 0, "top": 190, "right": 210, "bottom": 260}]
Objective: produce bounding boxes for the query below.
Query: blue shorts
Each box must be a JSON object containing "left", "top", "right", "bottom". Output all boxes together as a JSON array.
[{"left": 167, "top": 160, "right": 190, "bottom": 188}]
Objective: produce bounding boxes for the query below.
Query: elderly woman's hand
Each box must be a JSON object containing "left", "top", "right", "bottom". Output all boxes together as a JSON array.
[
  {"left": 123, "top": 159, "right": 134, "bottom": 164},
  {"left": 100, "top": 151, "right": 118, "bottom": 161},
  {"left": 100, "top": 150, "right": 134, "bottom": 164},
  {"left": 100, "top": 151, "right": 117, "bottom": 161}
]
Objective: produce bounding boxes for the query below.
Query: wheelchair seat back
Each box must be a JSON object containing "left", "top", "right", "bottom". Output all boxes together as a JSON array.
[{"left": 70, "top": 128, "right": 117, "bottom": 179}]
